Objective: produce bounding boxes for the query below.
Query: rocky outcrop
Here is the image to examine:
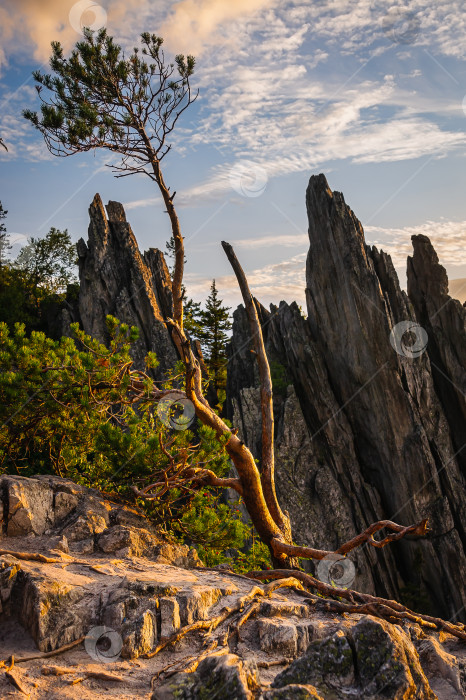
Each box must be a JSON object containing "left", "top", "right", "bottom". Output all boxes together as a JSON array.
[
  {"left": 226, "top": 174, "right": 466, "bottom": 623},
  {"left": 407, "top": 235, "right": 466, "bottom": 473},
  {"left": 1, "top": 476, "right": 465, "bottom": 699},
  {"left": 76, "top": 194, "right": 177, "bottom": 376}
]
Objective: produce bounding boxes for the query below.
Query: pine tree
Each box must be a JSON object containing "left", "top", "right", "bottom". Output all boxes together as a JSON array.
[{"left": 199, "top": 280, "right": 232, "bottom": 398}]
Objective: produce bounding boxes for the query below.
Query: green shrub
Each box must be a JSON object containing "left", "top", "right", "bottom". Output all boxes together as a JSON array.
[{"left": 0, "top": 317, "right": 270, "bottom": 571}]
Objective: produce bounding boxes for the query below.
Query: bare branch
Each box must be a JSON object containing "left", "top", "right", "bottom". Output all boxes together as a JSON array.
[
  {"left": 222, "top": 241, "right": 287, "bottom": 534},
  {"left": 270, "top": 518, "right": 430, "bottom": 561}
]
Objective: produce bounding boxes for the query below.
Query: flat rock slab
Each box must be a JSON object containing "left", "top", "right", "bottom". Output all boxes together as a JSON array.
[{"left": 1, "top": 475, "right": 466, "bottom": 699}]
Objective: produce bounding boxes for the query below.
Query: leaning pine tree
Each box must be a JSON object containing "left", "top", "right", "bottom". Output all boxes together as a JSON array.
[{"left": 24, "top": 28, "right": 466, "bottom": 642}]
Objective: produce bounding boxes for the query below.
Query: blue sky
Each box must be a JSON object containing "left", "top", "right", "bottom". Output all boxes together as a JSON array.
[{"left": 1, "top": 0, "right": 465, "bottom": 307}]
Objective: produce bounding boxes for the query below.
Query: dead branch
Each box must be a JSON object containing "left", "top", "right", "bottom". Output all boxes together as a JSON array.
[
  {"left": 131, "top": 468, "right": 243, "bottom": 500},
  {"left": 42, "top": 664, "right": 126, "bottom": 684},
  {"left": 246, "top": 569, "right": 466, "bottom": 642},
  {"left": 221, "top": 241, "right": 288, "bottom": 536},
  {"left": 168, "top": 320, "right": 285, "bottom": 551}
]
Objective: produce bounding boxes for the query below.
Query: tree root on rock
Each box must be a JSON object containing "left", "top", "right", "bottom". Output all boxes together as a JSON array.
[
  {"left": 145, "top": 578, "right": 302, "bottom": 660},
  {"left": 2, "top": 636, "right": 85, "bottom": 666},
  {"left": 0, "top": 549, "right": 62, "bottom": 564},
  {"left": 246, "top": 569, "right": 466, "bottom": 642}
]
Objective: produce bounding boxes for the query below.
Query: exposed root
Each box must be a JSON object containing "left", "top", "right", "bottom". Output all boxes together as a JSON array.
[
  {"left": 5, "top": 637, "right": 85, "bottom": 665},
  {"left": 4, "top": 669, "right": 29, "bottom": 696},
  {"left": 257, "top": 658, "right": 293, "bottom": 669},
  {"left": 246, "top": 569, "right": 466, "bottom": 642},
  {"left": 144, "top": 578, "right": 301, "bottom": 659},
  {"left": 235, "top": 600, "right": 261, "bottom": 636},
  {"left": 40, "top": 666, "right": 124, "bottom": 683},
  {"left": 41, "top": 665, "right": 75, "bottom": 676},
  {"left": 180, "top": 642, "right": 226, "bottom": 674},
  {"left": 0, "top": 549, "right": 62, "bottom": 564}
]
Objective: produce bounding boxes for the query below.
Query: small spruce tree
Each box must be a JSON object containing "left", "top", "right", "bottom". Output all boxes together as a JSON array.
[{"left": 198, "top": 280, "right": 232, "bottom": 399}]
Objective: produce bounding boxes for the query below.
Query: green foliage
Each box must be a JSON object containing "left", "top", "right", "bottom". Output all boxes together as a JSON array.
[
  {"left": 270, "top": 360, "right": 290, "bottom": 397},
  {"left": 24, "top": 28, "right": 196, "bottom": 171},
  {"left": 198, "top": 280, "right": 232, "bottom": 403},
  {"left": 0, "top": 227, "right": 77, "bottom": 334},
  {"left": 184, "top": 296, "right": 204, "bottom": 337},
  {"left": 0, "top": 318, "right": 266, "bottom": 571},
  {"left": 15, "top": 227, "right": 77, "bottom": 297}
]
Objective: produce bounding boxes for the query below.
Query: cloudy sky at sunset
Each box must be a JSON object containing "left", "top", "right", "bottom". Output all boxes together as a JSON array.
[{"left": 1, "top": 0, "right": 465, "bottom": 307}]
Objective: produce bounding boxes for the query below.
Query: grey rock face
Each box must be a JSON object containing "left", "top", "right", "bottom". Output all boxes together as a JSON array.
[
  {"left": 0, "top": 474, "right": 200, "bottom": 564},
  {"left": 407, "top": 234, "right": 466, "bottom": 474},
  {"left": 226, "top": 174, "right": 466, "bottom": 621},
  {"left": 152, "top": 653, "right": 258, "bottom": 700},
  {"left": 77, "top": 194, "right": 177, "bottom": 376},
  {"left": 272, "top": 617, "right": 436, "bottom": 700}
]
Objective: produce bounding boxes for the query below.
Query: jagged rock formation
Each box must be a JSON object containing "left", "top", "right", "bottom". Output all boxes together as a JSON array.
[
  {"left": 226, "top": 174, "right": 466, "bottom": 623},
  {"left": 407, "top": 235, "right": 466, "bottom": 474},
  {"left": 1, "top": 476, "right": 465, "bottom": 699},
  {"left": 76, "top": 194, "right": 177, "bottom": 376}
]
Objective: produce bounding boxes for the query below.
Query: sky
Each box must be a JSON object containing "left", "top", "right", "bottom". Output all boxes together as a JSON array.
[{"left": 0, "top": 0, "right": 465, "bottom": 308}]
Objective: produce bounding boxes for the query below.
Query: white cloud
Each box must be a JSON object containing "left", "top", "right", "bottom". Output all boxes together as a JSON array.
[
  {"left": 366, "top": 219, "right": 466, "bottom": 268},
  {"left": 229, "top": 233, "right": 308, "bottom": 249},
  {"left": 186, "top": 219, "right": 466, "bottom": 308},
  {"left": 186, "top": 252, "right": 307, "bottom": 308}
]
